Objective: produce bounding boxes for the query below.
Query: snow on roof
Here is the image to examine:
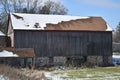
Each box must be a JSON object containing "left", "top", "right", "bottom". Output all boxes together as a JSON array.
[
  {"left": 0, "top": 31, "right": 5, "bottom": 36},
  {"left": 0, "top": 50, "right": 18, "bottom": 57},
  {"left": 10, "top": 13, "right": 112, "bottom": 31},
  {"left": 10, "top": 13, "right": 88, "bottom": 30},
  {"left": 106, "top": 24, "right": 112, "bottom": 31}
]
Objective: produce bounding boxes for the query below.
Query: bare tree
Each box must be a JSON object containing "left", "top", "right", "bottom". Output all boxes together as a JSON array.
[
  {"left": 113, "top": 22, "right": 120, "bottom": 42},
  {"left": 40, "top": 0, "right": 68, "bottom": 15},
  {"left": 0, "top": 0, "right": 41, "bottom": 33}
]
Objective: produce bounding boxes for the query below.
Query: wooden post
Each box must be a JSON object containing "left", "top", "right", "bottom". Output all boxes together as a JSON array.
[
  {"left": 32, "top": 57, "right": 35, "bottom": 69},
  {"left": 24, "top": 58, "right": 27, "bottom": 67}
]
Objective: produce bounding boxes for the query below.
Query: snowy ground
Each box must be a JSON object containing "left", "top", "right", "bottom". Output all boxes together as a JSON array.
[
  {"left": 0, "top": 66, "right": 120, "bottom": 80},
  {"left": 45, "top": 71, "right": 66, "bottom": 80},
  {"left": 44, "top": 67, "right": 120, "bottom": 80},
  {"left": 0, "top": 75, "right": 9, "bottom": 80}
]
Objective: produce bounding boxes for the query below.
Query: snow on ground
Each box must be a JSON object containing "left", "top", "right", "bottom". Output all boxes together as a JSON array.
[
  {"left": 45, "top": 71, "right": 68, "bottom": 80},
  {"left": 44, "top": 68, "right": 120, "bottom": 80},
  {"left": 45, "top": 71, "right": 120, "bottom": 80},
  {"left": 45, "top": 72, "right": 61, "bottom": 80},
  {"left": 0, "top": 75, "right": 9, "bottom": 80},
  {"left": 0, "top": 50, "right": 18, "bottom": 57},
  {"left": 113, "top": 55, "right": 120, "bottom": 58},
  {"left": 113, "top": 55, "right": 120, "bottom": 65}
]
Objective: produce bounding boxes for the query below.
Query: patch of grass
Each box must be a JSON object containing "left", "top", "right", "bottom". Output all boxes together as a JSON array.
[
  {"left": 52, "top": 67, "right": 120, "bottom": 80},
  {"left": 61, "top": 76, "right": 69, "bottom": 80}
]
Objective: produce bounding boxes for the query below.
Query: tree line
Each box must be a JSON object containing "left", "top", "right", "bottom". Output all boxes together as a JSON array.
[
  {"left": 113, "top": 22, "right": 120, "bottom": 42},
  {"left": 0, "top": 0, "right": 68, "bottom": 34}
]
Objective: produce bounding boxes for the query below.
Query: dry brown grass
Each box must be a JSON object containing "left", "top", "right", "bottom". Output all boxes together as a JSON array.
[
  {"left": 0, "top": 64, "right": 34, "bottom": 80},
  {"left": 0, "top": 64, "right": 50, "bottom": 80}
]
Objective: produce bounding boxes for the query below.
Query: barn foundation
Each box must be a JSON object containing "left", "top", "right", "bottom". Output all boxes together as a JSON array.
[
  {"left": 87, "top": 56, "right": 112, "bottom": 66},
  {"left": 34, "top": 56, "right": 112, "bottom": 67}
]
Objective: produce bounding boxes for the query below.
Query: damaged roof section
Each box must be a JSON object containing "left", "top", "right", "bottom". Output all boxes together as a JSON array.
[
  {"left": 9, "top": 13, "right": 112, "bottom": 31},
  {"left": 45, "top": 17, "right": 111, "bottom": 31},
  {"left": 0, "top": 48, "right": 35, "bottom": 57}
]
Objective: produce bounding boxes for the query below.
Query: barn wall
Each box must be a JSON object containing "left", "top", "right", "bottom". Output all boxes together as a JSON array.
[{"left": 14, "top": 30, "right": 112, "bottom": 57}]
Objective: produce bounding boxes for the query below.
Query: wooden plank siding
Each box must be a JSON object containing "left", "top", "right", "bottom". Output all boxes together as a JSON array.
[{"left": 14, "top": 30, "right": 112, "bottom": 57}]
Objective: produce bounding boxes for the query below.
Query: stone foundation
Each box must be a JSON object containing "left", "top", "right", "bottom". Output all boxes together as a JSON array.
[
  {"left": 35, "top": 57, "right": 66, "bottom": 67},
  {"left": 108, "top": 56, "right": 112, "bottom": 64},
  {"left": 35, "top": 57, "right": 49, "bottom": 67},
  {"left": 35, "top": 56, "right": 112, "bottom": 67},
  {"left": 87, "top": 56, "right": 112, "bottom": 66},
  {"left": 87, "top": 56, "right": 103, "bottom": 66},
  {"left": 54, "top": 56, "right": 66, "bottom": 66}
]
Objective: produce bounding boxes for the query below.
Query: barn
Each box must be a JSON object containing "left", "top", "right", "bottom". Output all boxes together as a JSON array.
[{"left": 7, "top": 13, "right": 112, "bottom": 67}]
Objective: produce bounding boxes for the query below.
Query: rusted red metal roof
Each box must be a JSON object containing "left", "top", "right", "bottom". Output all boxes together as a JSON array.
[{"left": 45, "top": 17, "right": 109, "bottom": 31}]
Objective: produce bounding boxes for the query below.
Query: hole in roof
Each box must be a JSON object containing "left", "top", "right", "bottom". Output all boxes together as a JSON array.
[{"left": 34, "top": 23, "right": 40, "bottom": 28}]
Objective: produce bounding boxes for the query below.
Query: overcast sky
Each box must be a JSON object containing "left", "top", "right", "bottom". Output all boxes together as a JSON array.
[{"left": 54, "top": 0, "right": 120, "bottom": 30}]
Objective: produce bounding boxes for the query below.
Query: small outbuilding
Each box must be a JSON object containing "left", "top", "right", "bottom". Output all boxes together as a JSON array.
[
  {"left": 7, "top": 13, "right": 112, "bottom": 67},
  {"left": 0, "top": 47, "right": 35, "bottom": 68}
]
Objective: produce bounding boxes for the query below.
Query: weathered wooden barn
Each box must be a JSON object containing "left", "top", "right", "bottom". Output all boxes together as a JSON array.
[{"left": 7, "top": 13, "right": 112, "bottom": 67}]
